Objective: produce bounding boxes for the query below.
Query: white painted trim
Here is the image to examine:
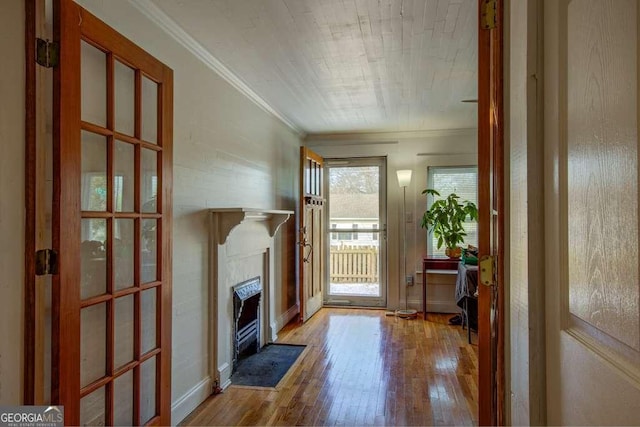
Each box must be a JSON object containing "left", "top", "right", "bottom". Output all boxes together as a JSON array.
[
  {"left": 274, "top": 304, "right": 300, "bottom": 338},
  {"left": 171, "top": 376, "right": 212, "bottom": 426},
  {"left": 126, "top": 0, "right": 305, "bottom": 136},
  {"left": 305, "top": 128, "right": 478, "bottom": 143},
  {"left": 218, "top": 362, "right": 231, "bottom": 388},
  {"left": 220, "top": 378, "right": 232, "bottom": 391}
]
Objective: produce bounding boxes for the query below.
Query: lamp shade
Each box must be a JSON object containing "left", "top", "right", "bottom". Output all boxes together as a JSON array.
[{"left": 396, "top": 169, "right": 412, "bottom": 188}]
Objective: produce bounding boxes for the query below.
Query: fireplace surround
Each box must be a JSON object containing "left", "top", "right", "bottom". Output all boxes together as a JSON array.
[{"left": 209, "top": 208, "right": 293, "bottom": 389}]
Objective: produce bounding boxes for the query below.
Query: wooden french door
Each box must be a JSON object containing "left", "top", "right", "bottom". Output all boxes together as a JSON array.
[
  {"left": 52, "top": 1, "right": 173, "bottom": 425},
  {"left": 299, "top": 147, "right": 324, "bottom": 322},
  {"left": 478, "top": 0, "right": 504, "bottom": 425}
]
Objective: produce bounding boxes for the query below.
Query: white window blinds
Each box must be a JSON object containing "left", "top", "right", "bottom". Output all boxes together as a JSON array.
[{"left": 426, "top": 166, "right": 478, "bottom": 256}]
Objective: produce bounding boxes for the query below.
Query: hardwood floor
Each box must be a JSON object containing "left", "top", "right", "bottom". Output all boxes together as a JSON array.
[{"left": 182, "top": 309, "right": 478, "bottom": 426}]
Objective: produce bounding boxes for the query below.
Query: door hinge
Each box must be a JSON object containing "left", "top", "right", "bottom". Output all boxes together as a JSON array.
[
  {"left": 481, "top": 0, "right": 497, "bottom": 30},
  {"left": 479, "top": 255, "right": 496, "bottom": 287},
  {"left": 35, "top": 249, "right": 58, "bottom": 276},
  {"left": 36, "top": 38, "right": 59, "bottom": 68}
]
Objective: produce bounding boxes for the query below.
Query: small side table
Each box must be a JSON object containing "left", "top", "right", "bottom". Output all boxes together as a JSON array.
[{"left": 422, "top": 256, "right": 460, "bottom": 320}]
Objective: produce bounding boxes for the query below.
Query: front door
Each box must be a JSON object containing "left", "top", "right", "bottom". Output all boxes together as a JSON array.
[
  {"left": 544, "top": 0, "right": 640, "bottom": 424},
  {"left": 52, "top": 1, "right": 173, "bottom": 424},
  {"left": 324, "top": 157, "right": 387, "bottom": 308},
  {"left": 299, "top": 147, "right": 324, "bottom": 321}
]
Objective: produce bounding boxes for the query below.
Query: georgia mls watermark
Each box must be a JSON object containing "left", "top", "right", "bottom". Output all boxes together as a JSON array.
[{"left": 0, "top": 406, "right": 64, "bottom": 427}]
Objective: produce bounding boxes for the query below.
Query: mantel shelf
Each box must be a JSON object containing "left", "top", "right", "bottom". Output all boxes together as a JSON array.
[{"left": 210, "top": 208, "right": 294, "bottom": 244}]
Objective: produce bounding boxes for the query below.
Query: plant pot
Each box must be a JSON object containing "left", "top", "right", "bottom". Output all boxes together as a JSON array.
[{"left": 445, "top": 246, "right": 462, "bottom": 259}]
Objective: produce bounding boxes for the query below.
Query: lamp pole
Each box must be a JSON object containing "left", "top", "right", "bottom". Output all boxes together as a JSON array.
[{"left": 396, "top": 170, "right": 416, "bottom": 318}]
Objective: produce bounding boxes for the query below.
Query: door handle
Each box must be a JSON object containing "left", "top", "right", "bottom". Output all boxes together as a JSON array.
[{"left": 298, "top": 226, "right": 313, "bottom": 263}]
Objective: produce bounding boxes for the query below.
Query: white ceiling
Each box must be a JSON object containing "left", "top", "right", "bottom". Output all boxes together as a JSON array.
[{"left": 151, "top": 0, "right": 478, "bottom": 135}]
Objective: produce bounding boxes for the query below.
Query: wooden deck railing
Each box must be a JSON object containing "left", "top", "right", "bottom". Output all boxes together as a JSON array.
[{"left": 330, "top": 244, "right": 379, "bottom": 283}]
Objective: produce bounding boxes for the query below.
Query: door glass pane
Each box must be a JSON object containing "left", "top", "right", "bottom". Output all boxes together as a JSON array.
[
  {"left": 141, "top": 149, "right": 158, "bottom": 213},
  {"left": 328, "top": 166, "right": 381, "bottom": 297},
  {"left": 141, "top": 288, "right": 157, "bottom": 354},
  {"left": 114, "top": 60, "right": 135, "bottom": 136},
  {"left": 114, "top": 295, "right": 134, "bottom": 369},
  {"left": 80, "top": 386, "right": 106, "bottom": 426},
  {"left": 82, "top": 131, "right": 107, "bottom": 212},
  {"left": 141, "top": 219, "right": 157, "bottom": 283},
  {"left": 113, "top": 370, "right": 133, "bottom": 426},
  {"left": 81, "top": 219, "right": 107, "bottom": 299},
  {"left": 141, "top": 76, "right": 158, "bottom": 144},
  {"left": 81, "top": 41, "right": 107, "bottom": 127},
  {"left": 114, "top": 141, "right": 134, "bottom": 212},
  {"left": 114, "top": 219, "right": 134, "bottom": 290},
  {"left": 140, "top": 356, "right": 157, "bottom": 424},
  {"left": 81, "top": 303, "right": 107, "bottom": 387}
]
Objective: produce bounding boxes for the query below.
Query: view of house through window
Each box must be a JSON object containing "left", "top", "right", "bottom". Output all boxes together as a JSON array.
[
  {"left": 426, "top": 166, "right": 478, "bottom": 256},
  {"left": 325, "top": 158, "right": 386, "bottom": 307}
]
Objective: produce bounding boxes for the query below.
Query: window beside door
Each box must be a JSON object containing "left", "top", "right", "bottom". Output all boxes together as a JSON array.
[{"left": 426, "top": 166, "right": 478, "bottom": 256}]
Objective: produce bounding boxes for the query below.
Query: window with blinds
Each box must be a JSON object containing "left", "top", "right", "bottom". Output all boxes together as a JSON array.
[{"left": 425, "top": 166, "right": 478, "bottom": 256}]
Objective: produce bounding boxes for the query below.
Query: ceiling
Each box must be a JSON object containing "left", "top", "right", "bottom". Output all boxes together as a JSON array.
[{"left": 151, "top": 0, "right": 478, "bottom": 135}]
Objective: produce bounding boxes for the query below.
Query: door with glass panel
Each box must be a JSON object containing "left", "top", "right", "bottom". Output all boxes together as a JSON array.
[
  {"left": 324, "top": 158, "right": 387, "bottom": 307},
  {"left": 53, "top": 1, "right": 173, "bottom": 425}
]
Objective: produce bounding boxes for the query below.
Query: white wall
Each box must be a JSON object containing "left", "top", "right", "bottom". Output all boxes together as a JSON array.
[
  {"left": 0, "top": 0, "right": 25, "bottom": 405},
  {"left": 307, "top": 130, "right": 477, "bottom": 312},
  {"left": 506, "top": 0, "right": 546, "bottom": 424},
  {"left": 69, "top": 0, "right": 302, "bottom": 422}
]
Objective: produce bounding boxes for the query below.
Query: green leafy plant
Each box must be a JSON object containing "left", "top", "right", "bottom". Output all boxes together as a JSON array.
[{"left": 421, "top": 189, "right": 479, "bottom": 256}]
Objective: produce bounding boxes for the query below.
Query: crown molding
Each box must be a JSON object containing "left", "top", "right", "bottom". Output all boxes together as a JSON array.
[
  {"left": 127, "top": 0, "right": 305, "bottom": 137},
  {"left": 304, "top": 128, "right": 477, "bottom": 143}
]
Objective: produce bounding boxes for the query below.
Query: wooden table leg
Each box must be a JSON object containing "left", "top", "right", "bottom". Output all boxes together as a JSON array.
[{"left": 422, "top": 260, "right": 427, "bottom": 320}]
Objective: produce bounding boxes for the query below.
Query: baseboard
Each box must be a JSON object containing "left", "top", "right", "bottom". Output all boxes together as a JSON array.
[
  {"left": 407, "top": 298, "right": 459, "bottom": 314},
  {"left": 220, "top": 377, "right": 232, "bottom": 390},
  {"left": 275, "top": 304, "right": 299, "bottom": 335},
  {"left": 171, "top": 376, "right": 212, "bottom": 425},
  {"left": 218, "top": 362, "right": 231, "bottom": 390}
]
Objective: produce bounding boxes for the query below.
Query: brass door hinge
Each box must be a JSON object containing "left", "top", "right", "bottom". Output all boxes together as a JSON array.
[
  {"left": 35, "top": 249, "right": 58, "bottom": 275},
  {"left": 481, "top": 0, "right": 497, "bottom": 30},
  {"left": 36, "top": 38, "right": 59, "bottom": 68},
  {"left": 479, "top": 255, "right": 496, "bottom": 287}
]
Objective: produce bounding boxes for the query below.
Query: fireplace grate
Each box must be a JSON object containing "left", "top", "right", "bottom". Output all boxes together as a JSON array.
[{"left": 232, "top": 277, "right": 262, "bottom": 371}]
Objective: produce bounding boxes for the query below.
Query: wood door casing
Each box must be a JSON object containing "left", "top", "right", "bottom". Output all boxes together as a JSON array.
[
  {"left": 299, "top": 147, "right": 324, "bottom": 322},
  {"left": 478, "top": 0, "right": 505, "bottom": 424},
  {"left": 53, "top": 1, "right": 173, "bottom": 425}
]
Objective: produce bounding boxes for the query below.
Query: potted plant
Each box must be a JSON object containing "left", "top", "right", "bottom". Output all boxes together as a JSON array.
[{"left": 420, "top": 189, "right": 479, "bottom": 259}]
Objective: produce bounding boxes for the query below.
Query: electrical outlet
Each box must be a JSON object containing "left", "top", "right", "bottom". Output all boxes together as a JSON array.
[
  {"left": 406, "top": 211, "right": 413, "bottom": 223},
  {"left": 406, "top": 275, "right": 414, "bottom": 286}
]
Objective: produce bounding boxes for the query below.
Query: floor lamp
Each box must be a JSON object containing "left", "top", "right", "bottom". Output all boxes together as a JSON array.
[{"left": 396, "top": 169, "right": 417, "bottom": 319}]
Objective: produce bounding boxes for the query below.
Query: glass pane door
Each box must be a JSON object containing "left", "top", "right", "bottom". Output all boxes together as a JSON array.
[
  {"left": 324, "top": 158, "right": 386, "bottom": 307},
  {"left": 53, "top": 2, "right": 172, "bottom": 424},
  {"left": 79, "top": 40, "right": 164, "bottom": 425}
]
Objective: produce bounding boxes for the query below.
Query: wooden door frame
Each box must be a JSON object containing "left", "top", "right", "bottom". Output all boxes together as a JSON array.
[
  {"left": 24, "top": 0, "right": 52, "bottom": 406},
  {"left": 478, "top": 0, "right": 505, "bottom": 425},
  {"left": 24, "top": 0, "right": 37, "bottom": 405}
]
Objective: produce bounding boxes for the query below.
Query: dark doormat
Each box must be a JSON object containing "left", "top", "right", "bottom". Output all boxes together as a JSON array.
[{"left": 231, "top": 343, "right": 306, "bottom": 388}]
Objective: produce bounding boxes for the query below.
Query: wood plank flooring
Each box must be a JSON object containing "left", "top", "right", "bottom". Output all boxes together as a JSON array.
[{"left": 182, "top": 309, "right": 478, "bottom": 426}]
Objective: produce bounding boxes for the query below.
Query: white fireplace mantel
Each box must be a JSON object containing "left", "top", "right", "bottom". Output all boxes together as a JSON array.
[
  {"left": 210, "top": 208, "right": 294, "bottom": 245},
  {"left": 209, "top": 207, "right": 294, "bottom": 390}
]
